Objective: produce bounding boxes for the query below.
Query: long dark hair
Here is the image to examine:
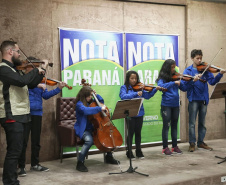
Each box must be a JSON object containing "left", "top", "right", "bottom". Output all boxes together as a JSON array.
[
  {"left": 75, "top": 86, "right": 93, "bottom": 106},
  {"left": 124, "top": 70, "right": 140, "bottom": 92},
  {"left": 156, "top": 59, "right": 176, "bottom": 82}
]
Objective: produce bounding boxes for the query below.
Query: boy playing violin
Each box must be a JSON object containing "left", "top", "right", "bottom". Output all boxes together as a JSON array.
[{"left": 183, "top": 49, "right": 226, "bottom": 152}]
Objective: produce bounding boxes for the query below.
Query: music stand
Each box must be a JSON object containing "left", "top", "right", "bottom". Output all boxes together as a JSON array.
[
  {"left": 109, "top": 98, "right": 149, "bottom": 176},
  {"left": 210, "top": 82, "right": 226, "bottom": 164}
]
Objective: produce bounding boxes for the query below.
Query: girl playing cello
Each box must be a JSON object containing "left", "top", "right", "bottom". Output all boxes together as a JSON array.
[
  {"left": 74, "top": 86, "right": 119, "bottom": 172},
  {"left": 120, "top": 70, "right": 161, "bottom": 160}
]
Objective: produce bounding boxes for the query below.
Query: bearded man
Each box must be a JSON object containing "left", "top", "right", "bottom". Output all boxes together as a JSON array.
[{"left": 0, "top": 40, "right": 47, "bottom": 185}]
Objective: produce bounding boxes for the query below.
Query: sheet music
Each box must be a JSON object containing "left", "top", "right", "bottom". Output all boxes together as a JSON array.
[{"left": 112, "top": 98, "right": 144, "bottom": 120}]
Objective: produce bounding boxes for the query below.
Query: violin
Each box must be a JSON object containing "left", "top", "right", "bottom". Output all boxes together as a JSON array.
[
  {"left": 16, "top": 58, "right": 53, "bottom": 70},
  {"left": 41, "top": 77, "right": 72, "bottom": 90},
  {"left": 132, "top": 82, "right": 167, "bottom": 92},
  {"left": 172, "top": 72, "right": 206, "bottom": 83},
  {"left": 81, "top": 79, "right": 123, "bottom": 152},
  {"left": 196, "top": 48, "right": 224, "bottom": 74},
  {"left": 197, "top": 62, "right": 224, "bottom": 73}
]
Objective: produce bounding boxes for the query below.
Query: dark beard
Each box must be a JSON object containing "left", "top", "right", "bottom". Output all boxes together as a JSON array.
[{"left": 12, "top": 56, "right": 22, "bottom": 66}]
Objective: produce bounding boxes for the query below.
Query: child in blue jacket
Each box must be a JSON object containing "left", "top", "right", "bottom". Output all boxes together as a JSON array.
[
  {"left": 156, "top": 59, "right": 193, "bottom": 155},
  {"left": 183, "top": 49, "right": 225, "bottom": 152},
  {"left": 74, "top": 86, "right": 119, "bottom": 172},
  {"left": 120, "top": 70, "right": 161, "bottom": 160},
  {"left": 18, "top": 81, "right": 66, "bottom": 176}
]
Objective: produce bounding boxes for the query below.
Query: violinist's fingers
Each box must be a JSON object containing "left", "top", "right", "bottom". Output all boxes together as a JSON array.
[
  {"left": 220, "top": 69, "right": 226, "bottom": 74},
  {"left": 137, "top": 91, "right": 142, "bottom": 96},
  {"left": 37, "top": 83, "right": 46, "bottom": 90},
  {"left": 38, "top": 67, "right": 45, "bottom": 75},
  {"left": 93, "top": 90, "right": 96, "bottom": 94},
  {"left": 156, "top": 86, "right": 161, "bottom": 90},
  {"left": 193, "top": 74, "right": 200, "bottom": 82},
  {"left": 41, "top": 59, "right": 49, "bottom": 70},
  {"left": 175, "top": 81, "right": 180, "bottom": 86},
  {"left": 58, "top": 82, "right": 66, "bottom": 89},
  {"left": 101, "top": 105, "right": 106, "bottom": 111}
]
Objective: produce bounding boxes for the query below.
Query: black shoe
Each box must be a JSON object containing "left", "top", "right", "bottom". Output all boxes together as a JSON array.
[
  {"left": 18, "top": 168, "right": 26, "bottom": 177},
  {"left": 30, "top": 164, "right": 49, "bottom": 172},
  {"left": 105, "top": 155, "right": 120, "bottom": 165},
  {"left": 136, "top": 149, "right": 144, "bottom": 159},
  {"left": 76, "top": 161, "right": 88, "bottom": 172},
  {"left": 126, "top": 151, "right": 135, "bottom": 160}
]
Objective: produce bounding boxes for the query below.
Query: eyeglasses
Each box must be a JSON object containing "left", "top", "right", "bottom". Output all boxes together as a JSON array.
[{"left": 12, "top": 49, "right": 20, "bottom": 54}]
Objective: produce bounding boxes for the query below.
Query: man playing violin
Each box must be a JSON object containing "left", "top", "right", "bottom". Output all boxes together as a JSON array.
[
  {"left": 0, "top": 40, "right": 48, "bottom": 185},
  {"left": 183, "top": 49, "right": 226, "bottom": 152}
]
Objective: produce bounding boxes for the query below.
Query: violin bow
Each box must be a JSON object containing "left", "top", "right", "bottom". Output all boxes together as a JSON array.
[
  {"left": 143, "top": 71, "right": 150, "bottom": 91},
  {"left": 179, "top": 58, "right": 189, "bottom": 82},
  {"left": 200, "top": 48, "right": 223, "bottom": 76}
]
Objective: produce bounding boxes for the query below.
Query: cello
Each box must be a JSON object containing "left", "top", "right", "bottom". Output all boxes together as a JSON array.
[{"left": 81, "top": 79, "right": 123, "bottom": 152}]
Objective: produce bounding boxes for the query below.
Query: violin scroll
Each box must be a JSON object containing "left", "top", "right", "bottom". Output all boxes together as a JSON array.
[{"left": 80, "top": 79, "right": 91, "bottom": 87}]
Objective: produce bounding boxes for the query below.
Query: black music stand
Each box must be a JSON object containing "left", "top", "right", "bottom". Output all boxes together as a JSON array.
[
  {"left": 109, "top": 98, "right": 149, "bottom": 176},
  {"left": 210, "top": 82, "right": 226, "bottom": 164}
]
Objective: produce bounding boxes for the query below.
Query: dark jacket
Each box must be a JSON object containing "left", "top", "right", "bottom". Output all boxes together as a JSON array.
[{"left": 0, "top": 59, "right": 43, "bottom": 123}]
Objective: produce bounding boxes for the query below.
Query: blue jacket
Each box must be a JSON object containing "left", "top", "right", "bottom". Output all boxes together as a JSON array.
[
  {"left": 157, "top": 79, "right": 188, "bottom": 107},
  {"left": 183, "top": 64, "right": 223, "bottom": 105},
  {"left": 74, "top": 94, "right": 103, "bottom": 139},
  {"left": 29, "top": 86, "right": 61, "bottom": 116},
  {"left": 119, "top": 85, "right": 157, "bottom": 117}
]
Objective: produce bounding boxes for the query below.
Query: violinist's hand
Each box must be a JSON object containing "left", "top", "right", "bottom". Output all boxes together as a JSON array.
[
  {"left": 37, "top": 67, "right": 46, "bottom": 75},
  {"left": 101, "top": 105, "right": 106, "bottom": 111},
  {"left": 41, "top": 59, "right": 49, "bottom": 70},
  {"left": 37, "top": 83, "right": 46, "bottom": 90},
  {"left": 156, "top": 86, "right": 162, "bottom": 90},
  {"left": 193, "top": 74, "right": 201, "bottom": 82},
  {"left": 58, "top": 82, "right": 66, "bottom": 89},
  {"left": 137, "top": 91, "right": 143, "bottom": 96},
  {"left": 175, "top": 80, "right": 180, "bottom": 86},
  {"left": 220, "top": 69, "right": 226, "bottom": 74},
  {"left": 92, "top": 90, "right": 96, "bottom": 95}
]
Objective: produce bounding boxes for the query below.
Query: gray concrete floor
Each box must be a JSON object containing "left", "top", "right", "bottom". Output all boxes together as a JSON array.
[{"left": 1, "top": 139, "right": 226, "bottom": 185}]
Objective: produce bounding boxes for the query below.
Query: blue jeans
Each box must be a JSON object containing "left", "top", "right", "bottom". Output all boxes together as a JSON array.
[
  {"left": 161, "top": 106, "right": 179, "bottom": 149},
  {"left": 79, "top": 130, "right": 93, "bottom": 162},
  {"left": 188, "top": 101, "right": 207, "bottom": 146},
  {"left": 78, "top": 130, "right": 113, "bottom": 162}
]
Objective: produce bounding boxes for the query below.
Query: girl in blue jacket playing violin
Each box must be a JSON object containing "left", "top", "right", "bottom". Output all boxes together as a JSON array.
[
  {"left": 120, "top": 70, "right": 161, "bottom": 160},
  {"left": 156, "top": 59, "right": 190, "bottom": 156},
  {"left": 74, "top": 86, "right": 119, "bottom": 172}
]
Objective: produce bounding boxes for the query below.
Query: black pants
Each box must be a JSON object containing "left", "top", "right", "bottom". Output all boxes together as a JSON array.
[
  {"left": 18, "top": 115, "right": 42, "bottom": 168},
  {"left": 1, "top": 121, "right": 24, "bottom": 185},
  {"left": 127, "top": 116, "right": 143, "bottom": 152}
]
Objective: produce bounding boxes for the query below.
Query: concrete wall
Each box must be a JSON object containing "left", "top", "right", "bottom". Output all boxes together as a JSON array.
[{"left": 0, "top": 0, "right": 226, "bottom": 166}]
